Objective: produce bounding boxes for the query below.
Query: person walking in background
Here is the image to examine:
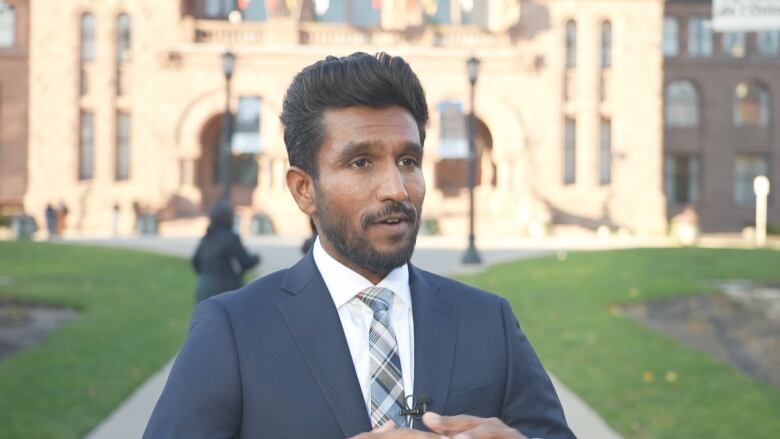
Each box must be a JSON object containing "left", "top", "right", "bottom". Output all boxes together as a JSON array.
[
  {"left": 56, "top": 201, "right": 69, "bottom": 236},
  {"left": 44, "top": 204, "right": 57, "bottom": 239},
  {"left": 112, "top": 203, "right": 121, "bottom": 237},
  {"left": 191, "top": 200, "right": 260, "bottom": 303}
]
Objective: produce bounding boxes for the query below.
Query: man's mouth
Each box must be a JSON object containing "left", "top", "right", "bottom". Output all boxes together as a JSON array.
[{"left": 375, "top": 215, "right": 409, "bottom": 226}]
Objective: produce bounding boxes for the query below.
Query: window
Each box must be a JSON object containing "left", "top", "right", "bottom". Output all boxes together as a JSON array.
[
  {"left": 81, "top": 14, "right": 96, "bottom": 61},
  {"left": 116, "top": 112, "right": 130, "bottom": 180},
  {"left": 117, "top": 14, "right": 132, "bottom": 62},
  {"left": 663, "top": 16, "right": 679, "bottom": 58},
  {"left": 204, "top": 0, "right": 234, "bottom": 19},
  {"left": 734, "top": 81, "right": 770, "bottom": 128},
  {"left": 564, "top": 118, "right": 576, "bottom": 184},
  {"left": 427, "top": 0, "right": 452, "bottom": 25},
  {"left": 0, "top": 1, "right": 14, "bottom": 48},
  {"left": 599, "top": 118, "right": 612, "bottom": 185},
  {"left": 565, "top": 20, "right": 577, "bottom": 68},
  {"left": 601, "top": 21, "right": 612, "bottom": 69},
  {"left": 757, "top": 31, "right": 780, "bottom": 56},
  {"left": 351, "top": 0, "right": 381, "bottom": 28},
  {"left": 722, "top": 31, "right": 746, "bottom": 57},
  {"left": 316, "top": 0, "right": 348, "bottom": 23},
  {"left": 734, "top": 155, "right": 769, "bottom": 206},
  {"left": 241, "top": 0, "right": 267, "bottom": 21},
  {"left": 665, "top": 80, "right": 699, "bottom": 128},
  {"left": 664, "top": 155, "right": 699, "bottom": 203},
  {"left": 687, "top": 16, "right": 712, "bottom": 57},
  {"left": 79, "top": 111, "right": 95, "bottom": 180}
]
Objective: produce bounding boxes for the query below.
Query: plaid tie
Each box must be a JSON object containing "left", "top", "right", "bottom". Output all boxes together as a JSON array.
[{"left": 357, "top": 286, "right": 409, "bottom": 429}]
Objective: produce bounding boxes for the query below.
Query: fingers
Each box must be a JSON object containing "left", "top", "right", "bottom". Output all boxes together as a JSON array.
[
  {"left": 449, "top": 422, "right": 527, "bottom": 439},
  {"left": 374, "top": 421, "right": 397, "bottom": 433},
  {"left": 422, "top": 412, "right": 485, "bottom": 436},
  {"left": 421, "top": 413, "right": 526, "bottom": 439}
]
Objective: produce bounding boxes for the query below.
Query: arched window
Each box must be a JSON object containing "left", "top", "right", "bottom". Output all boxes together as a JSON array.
[
  {"left": 565, "top": 20, "right": 577, "bottom": 68},
  {"left": 117, "top": 14, "right": 132, "bottom": 62},
  {"left": 734, "top": 81, "right": 770, "bottom": 128},
  {"left": 665, "top": 80, "right": 699, "bottom": 128},
  {"left": 601, "top": 20, "right": 612, "bottom": 69},
  {"left": 81, "top": 13, "right": 96, "bottom": 62},
  {"left": 0, "top": 0, "right": 15, "bottom": 47}
]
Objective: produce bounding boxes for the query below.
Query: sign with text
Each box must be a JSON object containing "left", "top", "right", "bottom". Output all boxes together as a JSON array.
[{"left": 713, "top": 0, "right": 780, "bottom": 31}]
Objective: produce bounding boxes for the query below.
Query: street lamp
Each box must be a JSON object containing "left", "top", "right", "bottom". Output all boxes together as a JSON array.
[
  {"left": 462, "top": 56, "right": 482, "bottom": 264},
  {"left": 220, "top": 50, "right": 236, "bottom": 200}
]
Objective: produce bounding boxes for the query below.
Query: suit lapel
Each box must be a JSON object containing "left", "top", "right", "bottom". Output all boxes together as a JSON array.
[
  {"left": 277, "top": 254, "right": 371, "bottom": 437},
  {"left": 409, "top": 264, "right": 456, "bottom": 429}
]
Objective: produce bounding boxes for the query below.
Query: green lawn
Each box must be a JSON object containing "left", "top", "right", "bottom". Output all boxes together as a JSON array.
[
  {"left": 0, "top": 241, "right": 193, "bottom": 439},
  {"left": 2, "top": 244, "right": 779, "bottom": 438},
  {"left": 458, "top": 248, "right": 780, "bottom": 439}
]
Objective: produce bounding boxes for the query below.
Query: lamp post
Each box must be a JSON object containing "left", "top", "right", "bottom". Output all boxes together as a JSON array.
[
  {"left": 462, "top": 56, "right": 482, "bottom": 264},
  {"left": 220, "top": 50, "right": 236, "bottom": 201}
]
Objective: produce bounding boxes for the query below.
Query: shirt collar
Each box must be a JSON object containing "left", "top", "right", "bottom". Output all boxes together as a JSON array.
[{"left": 312, "top": 237, "right": 411, "bottom": 310}]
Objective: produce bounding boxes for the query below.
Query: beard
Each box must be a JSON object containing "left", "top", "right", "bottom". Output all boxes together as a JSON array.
[{"left": 315, "top": 196, "right": 420, "bottom": 276}]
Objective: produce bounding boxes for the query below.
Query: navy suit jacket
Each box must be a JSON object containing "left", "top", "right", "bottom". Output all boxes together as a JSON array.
[{"left": 144, "top": 253, "right": 575, "bottom": 438}]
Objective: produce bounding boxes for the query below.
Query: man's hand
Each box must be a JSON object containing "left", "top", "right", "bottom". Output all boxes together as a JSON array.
[
  {"left": 349, "top": 421, "right": 441, "bottom": 438},
  {"left": 422, "top": 412, "right": 528, "bottom": 439}
]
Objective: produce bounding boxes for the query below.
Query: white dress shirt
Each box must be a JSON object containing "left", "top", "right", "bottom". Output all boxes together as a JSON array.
[{"left": 312, "top": 237, "right": 415, "bottom": 412}]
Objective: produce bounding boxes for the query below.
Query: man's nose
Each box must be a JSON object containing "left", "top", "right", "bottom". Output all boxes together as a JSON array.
[{"left": 376, "top": 165, "right": 409, "bottom": 203}]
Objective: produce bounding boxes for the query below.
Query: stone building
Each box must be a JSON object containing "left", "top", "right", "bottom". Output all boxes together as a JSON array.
[
  {"left": 0, "top": 0, "right": 28, "bottom": 212},
  {"left": 663, "top": 0, "right": 780, "bottom": 232},
  {"left": 1, "top": 0, "right": 670, "bottom": 237}
]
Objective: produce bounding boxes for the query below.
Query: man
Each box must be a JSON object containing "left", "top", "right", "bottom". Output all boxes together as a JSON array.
[{"left": 145, "top": 52, "right": 574, "bottom": 439}]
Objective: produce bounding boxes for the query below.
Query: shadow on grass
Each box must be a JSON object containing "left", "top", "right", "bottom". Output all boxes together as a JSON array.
[{"left": 0, "top": 241, "right": 194, "bottom": 439}]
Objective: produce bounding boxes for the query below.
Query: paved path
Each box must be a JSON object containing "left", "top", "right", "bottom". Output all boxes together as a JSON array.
[{"left": 79, "top": 236, "right": 623, "bottom": 439}]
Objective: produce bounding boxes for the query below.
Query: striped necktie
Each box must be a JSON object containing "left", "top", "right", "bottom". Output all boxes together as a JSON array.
[{"left": 357, "top": 286, "right": 408, "bottom": 429}]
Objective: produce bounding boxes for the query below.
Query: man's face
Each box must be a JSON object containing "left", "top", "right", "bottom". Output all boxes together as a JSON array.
[{"left": 312, "top": 106, "right": 425, "bottom": 281}]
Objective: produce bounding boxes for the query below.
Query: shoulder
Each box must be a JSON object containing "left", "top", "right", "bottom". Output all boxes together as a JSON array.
[
  {"left": 413, "top": 266, "right": 507, "bottom": 308},
  {"left": 208, "top": 268, "right": 289, "bottom": 314}
]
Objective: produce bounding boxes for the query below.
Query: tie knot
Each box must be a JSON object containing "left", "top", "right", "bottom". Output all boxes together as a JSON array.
[{"left": 357, "top": 286, "right": 394, "bottom": 314}]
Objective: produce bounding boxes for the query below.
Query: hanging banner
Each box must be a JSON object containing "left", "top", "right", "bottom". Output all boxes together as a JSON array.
[
  {"left": 232, "top": 97, "right": 262, "bottom": 154},
  {"left": 712, "top": 0, "right": 780, "bottom": 31},
  {"left": 437, "top": 101, "right": 469, "bottom": 159}
]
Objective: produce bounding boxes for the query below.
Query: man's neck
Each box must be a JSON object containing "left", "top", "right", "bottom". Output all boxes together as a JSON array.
[{"left": 318, "top": 237, "right": 389, "bottom": 285}]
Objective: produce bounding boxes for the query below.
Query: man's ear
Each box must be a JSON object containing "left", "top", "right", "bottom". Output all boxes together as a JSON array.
[{"left": 286, "top": 166, "right": 317, "bottom": 216}]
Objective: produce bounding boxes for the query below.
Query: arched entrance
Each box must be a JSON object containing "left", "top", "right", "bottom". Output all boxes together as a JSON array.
[
  {"left": 196, "top": 114, "right": 258, "bottom": 210},
  {"left": 434, "top": 117, "right": 494, "bottom": 196}
]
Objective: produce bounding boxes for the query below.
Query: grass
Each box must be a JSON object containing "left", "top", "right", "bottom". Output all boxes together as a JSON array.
[
  {"left": 2, "top": 243, "right": 779, "bottom": 438},
  {"left": 0, "top": 241, "right": 193, "bottom": 439},
  {"left": 457, "top": 248, "right": 780, "bottom": 439}
]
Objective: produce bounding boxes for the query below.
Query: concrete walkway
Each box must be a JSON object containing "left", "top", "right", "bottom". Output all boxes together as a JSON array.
[{"left": 80, "top": 236, "right": 625, "bottom": 439}]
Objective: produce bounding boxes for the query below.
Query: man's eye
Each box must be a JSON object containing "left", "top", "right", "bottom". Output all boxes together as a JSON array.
[
  {"left": 351, "top": 158, "right": 370, "bottom": 168},
  {"left": 399, "top": 158, "right": 418, "bottom": 167}
]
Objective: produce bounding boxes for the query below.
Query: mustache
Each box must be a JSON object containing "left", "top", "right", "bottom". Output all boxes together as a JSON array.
[{"left": 362, "top": 202, "right": 418, "bottom": 229}]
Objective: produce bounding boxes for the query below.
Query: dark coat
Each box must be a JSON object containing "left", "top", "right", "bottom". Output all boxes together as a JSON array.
[
  {"left": 145, "top": 252, "right": 574, "bottom": 439},
  {"left": 191, "top": 228, "right": 260, "bottom": 303}
]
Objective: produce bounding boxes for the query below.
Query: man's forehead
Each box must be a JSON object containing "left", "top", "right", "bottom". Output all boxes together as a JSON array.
[{"left": 321, "top": 106, "right": 421, "bottom": 149}]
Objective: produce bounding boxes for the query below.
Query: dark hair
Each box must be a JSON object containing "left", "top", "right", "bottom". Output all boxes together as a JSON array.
[
  {"left": 208, "top": 200, "right": 234, "bottom": 232},
  {"left": 280, "top": 52, "right": 429, "bottom": 179}
]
